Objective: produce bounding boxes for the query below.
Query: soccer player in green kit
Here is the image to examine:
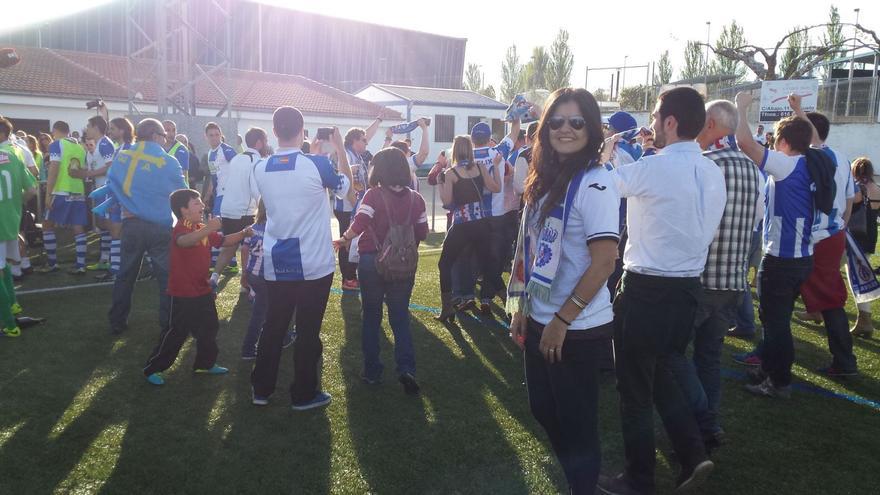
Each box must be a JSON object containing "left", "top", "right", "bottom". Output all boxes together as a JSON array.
[{"left": 0, "top": 117, "right": 38, "bottom": 337}]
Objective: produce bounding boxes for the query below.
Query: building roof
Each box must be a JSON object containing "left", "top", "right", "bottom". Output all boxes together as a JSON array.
[
  {"left": 362, "top": 83, "right": 507, "bottom": 110},
  {"left": 668, "top": 74, "right": 742, "bottom": 86},
  {"left": 0, "top": 45, "right": 400, "bottom": 120}
]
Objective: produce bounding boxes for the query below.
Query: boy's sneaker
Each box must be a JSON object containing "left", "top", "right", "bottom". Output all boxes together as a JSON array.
[
  {"left": 241, "top": 349, "right": 257, "bottom": 360},
  {"left": 675, "top": 459, "right": 714, "bottom": 492},
  {"left": 224, "top": 265, "right": 240, "bottom": 275},
  {"left": 95, "top": 272, "right": 116, "bottom": 282},
  {"left": 68, "top": 267, "right": 86, "bottom": 275},
  {"left": 816, "top": 365, "right": 858, "bottom": 377},
  {"left": 291, "top": 391, "right": 332, "bottom": 411},
  {"left": 745, "top": 377, "right": 791, "bottom": 399},
  {"left": 36, "top": 265, "right": 58, "bottom": 274},
  {"left": 399, "top": 373, "right": 420, "bottom": 395},
  {"left": 10, "top": 303, "right": 23, "bottom": 316},
  {"left": 87, "top": 262, "right": 110, "bottom": 271},
  {"left": 146, "top": 373, "right": 165, "bottom": 386},
  {"left": 252, "top": 389, "right": 269, "bottom": 406},
  {"left": 733, "top": 351, "right": 762, "bottom": 367},
  {"left": 195, "top": 365, "right": 229, "bottom": 375},
  {"left": 282, "top": 330, "right": 297, "bottom": 349},
  {"left": 746, "top": 367, "right": 767, "bottom": 385},
  {"left": 2, "top": 326, "right": 21, "bottom": 338}
]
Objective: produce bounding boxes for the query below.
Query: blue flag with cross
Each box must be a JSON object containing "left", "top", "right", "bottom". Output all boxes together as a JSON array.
[{"left": 91, "top": 141, "right": 187, "bottom": 227}]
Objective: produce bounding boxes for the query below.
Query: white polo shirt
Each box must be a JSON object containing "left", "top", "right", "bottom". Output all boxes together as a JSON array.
[
  {"left": 250, "top": 148, "right": 351, "bottom": 281},
  {"left": 612, "top": 141, "right": 727, "bottom": 277},
  {"left": 528, "top": 165, "right": 621, "bottom": 329},
  {"left": 220, "top": 147, "right": 260, "bottom": 218}
]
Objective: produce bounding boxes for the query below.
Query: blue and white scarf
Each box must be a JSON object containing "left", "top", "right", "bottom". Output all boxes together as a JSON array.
[
  {"left": 506, "top": 169, "right": 586, "bottom": 315},
  {"left": 844, "top": 230, "right": 880, "bottom": 304}
]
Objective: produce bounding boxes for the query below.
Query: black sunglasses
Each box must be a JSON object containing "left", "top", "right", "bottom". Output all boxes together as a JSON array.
[{"left": 547, "top": 116, "right": 587, "bottom": 131}]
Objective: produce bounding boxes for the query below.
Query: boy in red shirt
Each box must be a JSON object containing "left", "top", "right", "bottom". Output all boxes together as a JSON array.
[{"left": 143, "top": 189, "right": 252, "bottom": 385}]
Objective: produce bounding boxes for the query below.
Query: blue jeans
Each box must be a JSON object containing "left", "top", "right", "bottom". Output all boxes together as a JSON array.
[
  {"left": 358, "top": 252, "right": 416, "bottom": 379},
  {"left": 732, "top": 229, "right": 762, "bottom": 334},
  {"left": 671, "top": 290, "right": 741, "bottom": 436},
  {"left": 242, "top": 272, "right": 267, "bottom": 355},
  {"left": 108, "top": 217, "right": 171, "bottom": 331}
]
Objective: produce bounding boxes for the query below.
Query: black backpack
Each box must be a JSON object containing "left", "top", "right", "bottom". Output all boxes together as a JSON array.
[{"left": 372, "top": 189, "right": 419, "bottom": 282}]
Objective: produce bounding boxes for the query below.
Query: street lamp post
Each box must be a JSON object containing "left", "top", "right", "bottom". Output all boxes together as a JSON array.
[
  {"left": 846, "top": 8, "right": 860, "bottom": 117},
  {"left": 622, "top": 55, "right": 629, "bottom": 94},
  {"left": 704, "top": 21, "right": 711, "bottom": 86}
]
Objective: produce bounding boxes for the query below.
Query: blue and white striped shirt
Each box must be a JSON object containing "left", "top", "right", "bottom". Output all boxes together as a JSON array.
[{"left": 760, "top": 148, "right": 815, "bottom": 258}]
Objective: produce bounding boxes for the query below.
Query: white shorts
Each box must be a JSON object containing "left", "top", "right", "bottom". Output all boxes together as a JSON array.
[{"left": 0, "top": 239, "right": 21, "bottom": 269}]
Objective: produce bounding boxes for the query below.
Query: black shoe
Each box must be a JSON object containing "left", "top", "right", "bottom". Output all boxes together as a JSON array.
[
  {"left": 399, "top": 373, "right": 420, "bottom": 395},
  {"left": 95, "top": 272, "right": 116, "bottom": 282},
  {"left": 746, "top": 367, "right": 767, "bottom": 385},
  {"left": 597, "top": 473, "right": 645, "bottom": 495},
  {"left": 675, "top": 459, "right": 714, "bottom": 493},
  {"left": 361, "top": 373, "right": 382, "bottom": 385},
  {"left": 15, "top": 316, "right": 46, "bottom": 329},
  {"left": 703, "top": 429, "right": 726, "bottom": 456}
]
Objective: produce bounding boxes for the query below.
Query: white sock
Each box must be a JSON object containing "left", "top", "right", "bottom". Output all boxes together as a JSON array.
[
  {"left": 10, "top": 264, "right": 22, "bottom": 277},
  {"left": 20, "top": 257, "right": 30, "bottom": 269},
  {"left": 210, "top": 272, "right": 220, "bottom": 283},
  {"left": 857, "top": 302, "right": 872, "bottom": 313}
]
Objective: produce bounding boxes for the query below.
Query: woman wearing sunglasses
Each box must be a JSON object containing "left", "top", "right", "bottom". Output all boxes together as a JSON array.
[
  {"left": 507, "top": 88, "right": 620, "bottom": 495},
  {"left": 435, "top": 135, "right": 502, "bottom": 322}
]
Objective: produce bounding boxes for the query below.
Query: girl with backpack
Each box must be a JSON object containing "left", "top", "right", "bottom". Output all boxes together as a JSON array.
[{"left": 335, "top": 148, "right": 428, "bottom": 395}]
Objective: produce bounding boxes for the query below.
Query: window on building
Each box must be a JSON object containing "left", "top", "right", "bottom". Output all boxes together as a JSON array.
[
  {"left": 435, "top": 115, "right": 455, "bottom": 143},
  {"left": 468, "top": 116, "right": 485, "bottom": 134}
]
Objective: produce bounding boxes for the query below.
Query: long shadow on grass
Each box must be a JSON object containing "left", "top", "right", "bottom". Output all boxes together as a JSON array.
[{"left": 338, "top": 293, "right": 539, "bottom": 494}]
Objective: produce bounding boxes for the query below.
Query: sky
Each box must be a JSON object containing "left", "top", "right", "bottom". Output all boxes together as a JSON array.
[{"left": 3, "top": 0, "right": 876, "bottom": 94}]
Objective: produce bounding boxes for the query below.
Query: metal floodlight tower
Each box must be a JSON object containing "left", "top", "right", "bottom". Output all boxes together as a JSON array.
[{"left": 125, "top": 0, "right": 233, "bottom": 118}]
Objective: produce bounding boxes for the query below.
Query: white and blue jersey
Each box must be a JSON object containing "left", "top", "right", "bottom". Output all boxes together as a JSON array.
[
  {"left": 760, "top": 148, "right": 815, "bottom": 258},
  {"left": 209, "top": 142, "right": 237, "bottom": 215},
  {"left": 811, "top": 145, "right": 854, "bottom": 243},
  {"left": 93, "top": 136, "right": 116, "bottom": 187},
  {"left": 476, "top": 136, "right": 514, "bottom": 217},
  {"left": 250, "top": 149, "right": 351, "bottom": 281},
  {"left": 335, "top": 148, "right": 366, "bottom": 213}
]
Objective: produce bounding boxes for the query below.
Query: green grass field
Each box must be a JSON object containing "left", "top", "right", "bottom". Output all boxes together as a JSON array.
[{"left": 1, "top": 233, "right": 879, "bottom": 494}]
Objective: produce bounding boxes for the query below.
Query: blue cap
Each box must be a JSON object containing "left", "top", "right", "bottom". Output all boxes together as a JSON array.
[
  {"left": 471, "top": 122, "right": 492, "bottom": 139},
  {"left": 607, "top": 111, "right": 637, "bottom": 133}
]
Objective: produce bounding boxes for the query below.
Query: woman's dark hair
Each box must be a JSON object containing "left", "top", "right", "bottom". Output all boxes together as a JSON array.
[
  {"left": 368, "top": 147, "right": 412, "bottom": 188},
  {"left": 110, "top": 117, "right": 134, "bottom": 144},
  {"left": 852, "top": 157, "right": 874, "bottom": 184},
  {"left": 523, "top": 88, "right": 604, "bottom": 223},
  {"left": 773, "top": 116, "right": 812, "bottom": 154}
]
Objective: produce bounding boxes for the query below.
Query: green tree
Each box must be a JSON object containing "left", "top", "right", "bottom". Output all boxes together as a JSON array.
[
  {"left": 523, "top": 46, "right": 550, "bottom": 90},
  {"left": 710, "top": 20, "right": 748, "bottom": 83},
  {"left": 820, "top": 6, "right": 845, "bottom": 78},
  {"left": 619, "top": 85, "right": 652, "bottom": 111},
  {"left": 593, "top": 87, "right": 609, "bottom": 102},
  {"left": 654, "top": 50, "right": 673, "bottom": 85},
  {"left": 481, "top": 85, "right": 497, "bottom": 99},
  {"left": 681, "top": 40, "right": 704, "bottom": 80},
  {"left": 463, "top": 63, "right": 485, "bottom": 92},
  {"left": 546, "top": 29, "right": 574, "bottom": 91},
  {"left": 501, "top": 45, "right": 525, "bottom": 102},
  {"left": 780, "top": 26, "right": 811, "bottom": 78}
]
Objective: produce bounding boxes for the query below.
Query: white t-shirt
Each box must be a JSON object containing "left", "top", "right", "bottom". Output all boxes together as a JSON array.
[
  {"left": 208, "top": 142, "right": 237, "bottom": 193},
  {"left": 251, "top": 148, "right": 351, "bottom": 281},
  {"left": 613, "top": 141, "right": 727, "bottom": 277},
  {"left": 528, "top": 166, "right": 621, "bottom": 330},
  {"left": 220, "top": 147, "right": 260, "bottom": 218},
  {"left": 90, "top": 136, "right": 115, "bottom": 187}
]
